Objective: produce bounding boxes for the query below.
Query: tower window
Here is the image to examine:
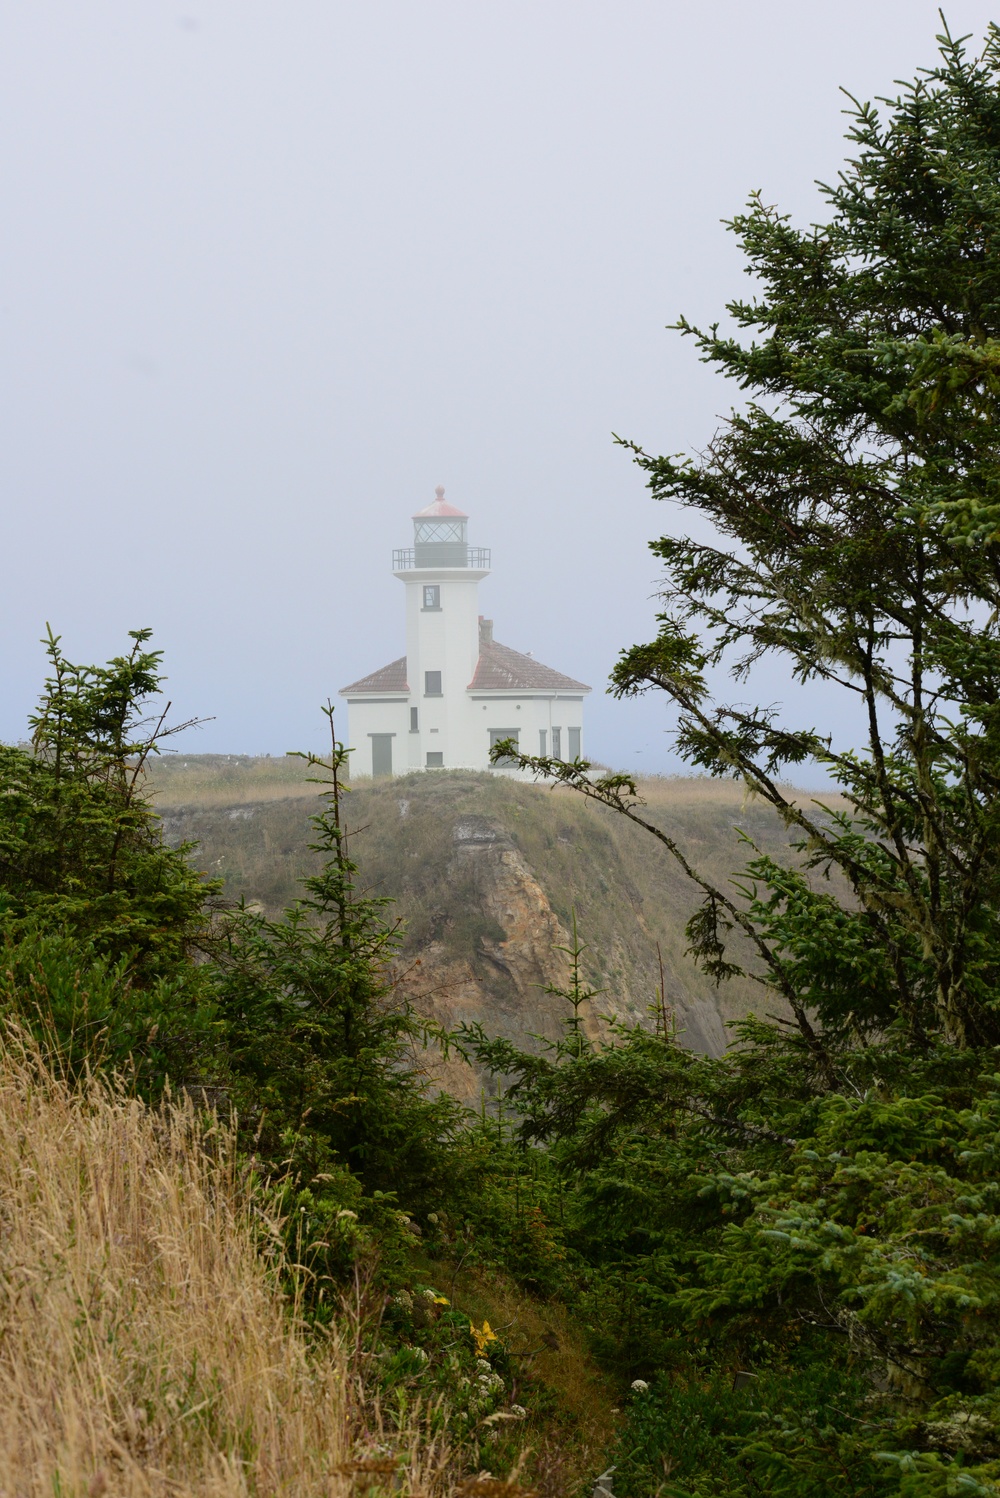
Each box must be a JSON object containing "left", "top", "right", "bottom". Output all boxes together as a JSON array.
[
  {"left": 410, "top": 707, "right": 418, "bottom": 732},
  {"left": 424, "top": 670, "right": 442, "bottom": 695},
  {"left": 552, "top": 727, "right": 562, "bottom": 760},
  {"left": 539, "top": 729, "right": 547, "bottom": 756},
  {"left": 422, "top": 585, "right": 441, "bottom": 610},
  {"left": 568, "top": 727, "right": 581, "bottom": 759},
  {"left": 426, "top": 751, "right": 444, "bottom": 768}
]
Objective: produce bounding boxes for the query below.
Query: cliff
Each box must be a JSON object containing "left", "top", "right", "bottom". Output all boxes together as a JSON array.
[{"left": 154, "top": 761, "right": 814, "bottom": 1100}]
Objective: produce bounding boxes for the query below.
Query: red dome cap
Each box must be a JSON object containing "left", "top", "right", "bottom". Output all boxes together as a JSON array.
[{"left": 413, "top": 485, "right": 468, "bottom": 520}]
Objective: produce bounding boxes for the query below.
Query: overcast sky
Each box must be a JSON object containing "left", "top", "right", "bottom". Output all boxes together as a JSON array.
[{"left": 1, "top": 2, "right": 996, "bottom": 770}]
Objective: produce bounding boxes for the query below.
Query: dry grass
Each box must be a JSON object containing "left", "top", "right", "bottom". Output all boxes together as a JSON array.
[
  {"left": 148, "top": 753, "right": 839, "bottom": 816},
  {"left": 0, "top": 1035, "right": 451, "bottom": 1496},
  {"left": 148, "top": 753, "right": 321, "bottom": 810}
]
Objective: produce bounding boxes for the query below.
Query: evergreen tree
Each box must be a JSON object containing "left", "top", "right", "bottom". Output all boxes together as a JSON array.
[
  {"left": 217, "top": 706, "right": 461, "bottom": 1209},
  {"left": 0, "top": 628, "right": 220, "bottom": 1082},
  {"left": 477, "top": 24, "right": 1000, "bottom": 1495},
  {"left": 502, "top": 19, "right": 1000, "bottom": 1061}
]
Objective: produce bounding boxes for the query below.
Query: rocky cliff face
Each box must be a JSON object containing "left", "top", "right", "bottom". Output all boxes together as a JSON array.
[
  {"left": 156, "top": 764, "right": 802, "bottom": 1102},
  {"left": 388, "top": 810, "right": 728, "bottom": 1103}
]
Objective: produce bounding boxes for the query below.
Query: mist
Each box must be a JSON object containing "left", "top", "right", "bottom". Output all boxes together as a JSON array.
[{"left": 1, "top": 1, "right": 994, "bottom": 770}]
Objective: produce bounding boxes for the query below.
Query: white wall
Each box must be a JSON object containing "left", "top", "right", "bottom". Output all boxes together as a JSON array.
[
  {"left": 469, "top": 693, "right": 585, "bottom": 766},
  {"left": 343, "top": 696, "right": 409, "bottom": 776},
  {"left": 346, "top": 562, "right": 587, "bottom": 774},
  {"left": 402, "top": 564, "right": 489, "bottom": 770}
]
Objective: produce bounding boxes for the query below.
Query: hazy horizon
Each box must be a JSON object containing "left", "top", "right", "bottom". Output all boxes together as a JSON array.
[{"left": 2, "top": 2, "right": 995, "bottom": 770}]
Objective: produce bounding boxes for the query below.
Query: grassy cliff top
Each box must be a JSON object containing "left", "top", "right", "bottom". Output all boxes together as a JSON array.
[{"left": 151, "top": 757, "right": 842, "bottom": 1042}]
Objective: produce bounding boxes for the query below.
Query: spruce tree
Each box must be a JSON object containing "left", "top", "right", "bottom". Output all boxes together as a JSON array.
[
  {"left": 217, "top": 706, "right": 460, "bottom": 1205},
  {"left": 503, "top": 20, "right": 1000, "bottom": 1060},
  {"left": 0, "top": 628, "right": 219, "bottom": 1082}
]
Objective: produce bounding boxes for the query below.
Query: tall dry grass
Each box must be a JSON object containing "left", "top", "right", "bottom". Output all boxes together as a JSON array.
[{"left": 0, "top": 1035, "right": 449, "bottom": 1496}]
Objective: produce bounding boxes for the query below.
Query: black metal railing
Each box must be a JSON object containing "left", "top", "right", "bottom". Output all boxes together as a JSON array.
[{"left": 392, "top": 547, "right": 491, "bottom": 570}]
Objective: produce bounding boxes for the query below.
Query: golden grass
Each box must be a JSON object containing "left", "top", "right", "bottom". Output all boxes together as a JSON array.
[
  {"left": 0, "top": 1036, "right": 450, "bottom": 1496},
  {"left": 148, "top": 754, "right": 321, "bottom": 810},
  {"left": 148, "top": 753, "right": 842, "bottom": 817}
]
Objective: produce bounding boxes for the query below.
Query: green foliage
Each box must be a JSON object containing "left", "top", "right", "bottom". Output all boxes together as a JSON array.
[
  {"left": 0, "top": 628, "right": 221, "bottom": 1085},
  {"left": 215, "top": 707, "right": 467, "bottom": 1241},
  {"left": 477, "top": 24, "right": 1000, "bottom": 1494},
  {"left": 619, "top": 1364, "right": 891, "bottom": 1498},
  {"left": 0, "top": 627, "right": 213, "bottom": 976},
  {"left": 494, "top": 20, "right": 1000, "bottom": 1058},
  {"left": 0, "top": 927, "right": 220, "bottom": 1089}
]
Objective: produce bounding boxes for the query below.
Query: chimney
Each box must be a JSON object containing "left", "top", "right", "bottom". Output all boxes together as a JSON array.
[{"left": 479, "top": 616, "right": 493, "bottom": 647}]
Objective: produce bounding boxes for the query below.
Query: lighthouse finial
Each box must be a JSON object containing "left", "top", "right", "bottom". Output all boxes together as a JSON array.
[{"left": 435, "top": 485, "right": 445, "bottom": 500}]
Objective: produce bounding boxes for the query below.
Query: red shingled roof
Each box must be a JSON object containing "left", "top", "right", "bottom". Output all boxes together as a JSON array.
[
  {"left": 469, "top": 640, "right": 589, "bottom": 693},
  {"left": 341, "top": 642, "right": 589, "bottom": 697},
  {"left": 339, "top": 656, "right": 409, "bottom": 695}
]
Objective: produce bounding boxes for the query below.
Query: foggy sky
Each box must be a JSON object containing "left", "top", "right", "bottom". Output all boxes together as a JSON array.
[{"left": 1, "top": 2, "right": 995, "bottom": 771}]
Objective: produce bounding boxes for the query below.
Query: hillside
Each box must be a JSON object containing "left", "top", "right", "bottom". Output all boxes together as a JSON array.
[{"left": 152, "top": 757, "right": 826, "bottom": 1096}]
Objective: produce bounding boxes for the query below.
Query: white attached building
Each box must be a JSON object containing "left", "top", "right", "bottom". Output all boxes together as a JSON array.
[{"left": 340, "top": 489, "right": 591, "bottom": 776}]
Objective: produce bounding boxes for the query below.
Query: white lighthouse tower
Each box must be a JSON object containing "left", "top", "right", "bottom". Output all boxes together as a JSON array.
[{"left": 340, "top": 488, "right": 590, "bottom": 776}]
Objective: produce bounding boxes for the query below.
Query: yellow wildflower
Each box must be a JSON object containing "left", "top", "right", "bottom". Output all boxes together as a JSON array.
[{"left": 470, "top": 1319, "right": 499, "bottom": 1357}]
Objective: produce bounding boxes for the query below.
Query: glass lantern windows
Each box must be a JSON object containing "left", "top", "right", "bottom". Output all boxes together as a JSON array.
[
  {"left": 414, "top": 519, "right": 466, "bottom": 544},
  {"left": 413, "top": 515, "right": 469, "bottom": 568}
]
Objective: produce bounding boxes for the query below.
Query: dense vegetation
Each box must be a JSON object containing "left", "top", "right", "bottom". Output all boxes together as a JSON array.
[
  {"left": 6, "top": 19, "right": 1000, "bottom": 1496},
  {"left": 487, "top": 20, "right": 1000, "bottom": 1496}
]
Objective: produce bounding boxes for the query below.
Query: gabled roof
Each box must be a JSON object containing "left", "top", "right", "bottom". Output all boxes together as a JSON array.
[
  {"left": 340, "top": 642, "right": 590, "bottom": 697},
  {"left": 339, "top": 656, "right": 409, "bottom": 695},
  {"left": 469, "top": 639, "right": 590, "bottom": 693}
]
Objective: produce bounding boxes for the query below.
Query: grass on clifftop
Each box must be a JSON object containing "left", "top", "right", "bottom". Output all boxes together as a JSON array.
[{"left": 151, "top": 758, "right": 834, "bottom": 1037}]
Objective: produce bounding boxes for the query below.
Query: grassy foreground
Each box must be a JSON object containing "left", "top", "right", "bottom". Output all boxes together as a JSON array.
[{"left": 0, "top": 1033, "right": 452, "bottom": 1497}]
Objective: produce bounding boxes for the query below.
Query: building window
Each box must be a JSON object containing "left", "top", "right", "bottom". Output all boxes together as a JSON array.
[
  {"left": 489, "top": 727, "right": 520, "bottom": 767},
  {"left": 551, "top": 727, "right": 562, "bottom": 760},
  {"left": 422, "top": 585, "right": 441, "bottom": 610},
  {"left": 426, "top": 751, "right": 444, "bottom": 768},
  {"left": 410, "top": 707, "right": 418, "bottom": 732},
  {"left": 568, "top": 727, "right": 581, "bottom": 759},
  {"left": 424, "top": 670, "right": 442, "bottom": 695},
  {"left": 539, "top": 729, "right": 547, "bottom": 756},
  {"left": 370, "top": 733, "right": 393, "bottom": 777}
]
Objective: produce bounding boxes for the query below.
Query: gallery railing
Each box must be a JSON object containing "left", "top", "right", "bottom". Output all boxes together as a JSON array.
[{"left": 392, "top": 547, "right": 491, "bottom": 570}]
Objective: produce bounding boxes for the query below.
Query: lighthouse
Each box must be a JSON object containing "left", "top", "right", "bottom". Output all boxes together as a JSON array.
[{"left": 340, "top": 489, "right": 590, "bottom": 776}]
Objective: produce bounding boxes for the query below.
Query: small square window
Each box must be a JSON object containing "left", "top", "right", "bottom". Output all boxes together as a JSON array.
[
  {"left": 424, "top": 670, "right": 442, "bottom": 696},
  {"left": 422, "top": 585, "right": 441, "bottom": 610},
  {"left": 410, "top": 707, "right": 419, "bottom": 732},
  {"left": 426, "top": 751, "right": 444, "bottom": 768}
]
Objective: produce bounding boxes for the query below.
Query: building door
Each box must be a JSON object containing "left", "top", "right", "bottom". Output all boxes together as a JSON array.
[{"left": 371, "top": 734, "right": 393, "bottom": 777}]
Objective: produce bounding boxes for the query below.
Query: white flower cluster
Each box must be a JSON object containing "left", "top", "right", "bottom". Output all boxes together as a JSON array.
[{"left": 630, "top": 1379, "right": 650, "bottom": 1394}]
